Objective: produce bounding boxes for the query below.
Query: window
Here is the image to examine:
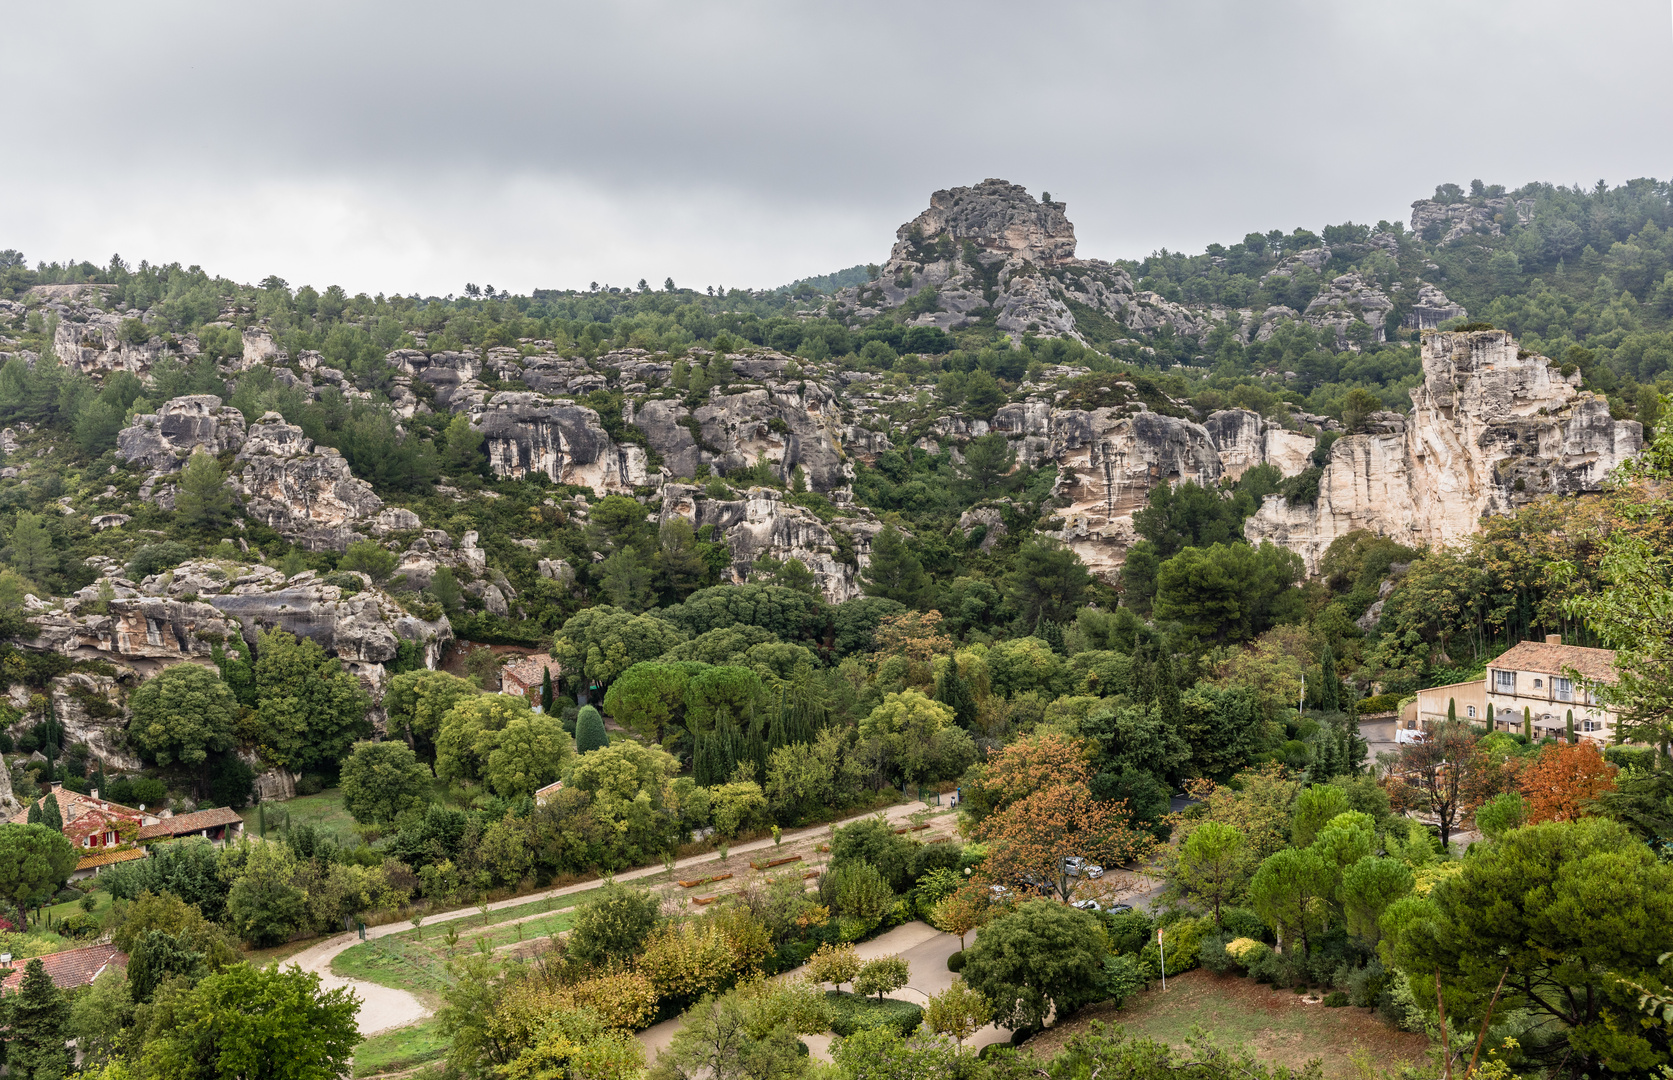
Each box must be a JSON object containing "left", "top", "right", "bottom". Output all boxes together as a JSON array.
[
  {"left": 1583, "top": 719, "right": 1602, "bottom": 732},
  {"left": 1466, "top": 705, "right": 1477, "bottom": 718},
  {"left": 1533, "top": 678, "right": 1543, "bottom": 688},
  {"left": 1554, "top": 677, "right": 1572, "bottom": 702},
  {"left": 1493, "top": 670, "right": 1515, "bottom": 693}
]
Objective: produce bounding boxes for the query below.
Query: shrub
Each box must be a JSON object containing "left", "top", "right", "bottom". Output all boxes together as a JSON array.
[
  {"left": 295, "top": 774, "right": 325, "bottom": 796},
  {"left": 54, "top": 912, "right": 100, "bottom": 939},
  {"left": 1138, "top": 915, "right": 1207, "bottom": 976},
  {"left": 824, "top": 991, "right": 924, "bottom": 1038},
  {"left": 1198, "top": 932, "right": 1235, "bottom": 974},
  {"left": 1356, "top": 693, "right": 1402, "bottom": 714},
  {"left": 575, "top": 705, "right": 608, "bottom": 753},
  {"left": 1100, "top": 952, "right": 1148, "bottom": 1006},
  {"left": 1323, "top": 990, "right": 1350, "bottom": 1007},
  {"left": 946, "top": 950, "right": 966, "bottom": 973},
  {"left": 1224, "top": 937, "right": 1268, "bottom": 966},
  {"left": 127, "top": 541, "right": 192, "bottom": 580},
  {"left": 1102, "top": 907, "right": 1155, "bottom": 955},
  {"left": 1218, "top": 906, "right": 1268, "bottom": 943},
  {"left": 1344, "top": 960, "right": 1389, "bottom": 1007}
]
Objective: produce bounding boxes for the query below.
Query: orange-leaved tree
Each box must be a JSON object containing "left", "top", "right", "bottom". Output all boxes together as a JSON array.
[
  {"left": 1519, "top": 740, "right": 1617, "bottom": 823},
  {"left": 962, "top": 731, "right": 1092, "bottom": 823},
  {"left": 972, "top": 778, "right": 1153, "bottom": 903}
]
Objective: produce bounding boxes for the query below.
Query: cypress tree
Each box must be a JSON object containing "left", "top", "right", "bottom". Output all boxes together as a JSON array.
[
  {"left": 575, "top": 705, "right": 608, "bottom": 754},
  {"left": 8, "top": 956, "right": 70, "bottom": 1078},
  {"left": 40, "top": 793, "right": 62, "bottom": 833},
  {"left": 1566, "top": 708, "right": 1576, "bottom": 744},
  {"left": 1153, "top": 651, "right": 1181, "bottom": 725},
  {"left": 1036, "top": 616, "right": 1065, "bottom": 654},
  {"left": 1447, "top": 698, "right": 1457, "bottom": 724},
  {"left": 1319, "top": 645, "right": 1340, "bottom": 712},
  {"left": 935, "top": 659, "right": 978, "bottom": 731},
  {"left": 540, "top": 667, "right": 554, "bottom": 713},
  {"left": 26, "top": 800, "right": 40, "bottom": 825},
  {"left": 1524, "top": 706, "right": 1533, "bottom": 739}
]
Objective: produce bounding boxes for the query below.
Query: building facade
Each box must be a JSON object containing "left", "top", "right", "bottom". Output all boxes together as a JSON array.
[{"left": 1484, "top": 636, "right": 1618, "bottom": 743}]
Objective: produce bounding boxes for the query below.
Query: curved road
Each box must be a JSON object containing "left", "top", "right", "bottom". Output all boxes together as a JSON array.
[{"left": 293, "top": 799, "right": 936, "bottom": 1037}]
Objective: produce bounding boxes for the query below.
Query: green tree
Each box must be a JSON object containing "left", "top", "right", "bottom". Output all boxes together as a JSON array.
[
  {"left": 65, "top": 967, "right": 132, "bottom": 1069},
  {"left": 175, "top": 451, "right": 234, "bottom": 532},
  {"left": 1003, "top": 539, "right": 1091, "bottom": 625},
  {"left": 1133, "top": 479, "right": 1247, "bottom": 557},
  {"left": 484, "top": 713, "right": 571, "bottom": 799},
  {"left": 647, "top": 985, "right": 819, "bottom": 1080},
  {"left": 6, "top": 956, "right": 70, "bottom": 1079},
  {"left": 566, "top": 881, "right": 662, "bottom": 969},
  {"left": 338, "top": 540, "right": 397, "bottom": 585},
  {"left": 440, "top": 413, "right": 485, "bottom": 475},
  {"left": 552, "top": 606, "right": 688, "bottom": 693},
  {"left": 956, "top": 433, "right": 1018, "bottom": 500},
  {"left": 933, "top": 657, "right": 978, "bottom": 731},
  {"left": 253, "top": 629, "right": 371, "bottom": 775},
  {"left": 339, "top": 740, "right": 432, "bottom": 824},
  {"left": 540, "top": 667, "right": 554, "bottom": 713},
  {"left": 858, "top": 690, "right": 969, "bottom": 787},
  {"left": 128, "top": 928, "right": 208, "bottom": 1003},
  {"left": 922, "top": 980, "right": 992, "bottom": 1045},
  {"left": 1290, "top": 783, "right": 1350, "bottom": 848},
  {"left": 603, "top": 661, "right": 700, "bottom": 744},
  {"left": 1248, "top": 846, "right": 1334, "bottom": 956},
  {"left": 226, "top": 841, "right": 307, "bottom": 948},
  {"left": 860, "top": 526, "right": 933, "bottom": 609},
  {"left": 384, "top": 668, "right": 478, "bottom": 759},
  {"left": 1388, "top": 819, "right": 1673, "bottom": 1075},
  {"left": 575, "top": 704, "right": 609, "bottom": 753},
  {"left": 7, "top": 511, "right": 55, "bottom": 583},
  {"left": 1338, "top": 855, "right": 1412, "bottom": 946},
  {"left": 854, "top": 955, "right": 910, "bottom": 1001},
  {"left": 127, "top": 664, "right": 239, "bottom": 779},
  {"left": 430, "top": 566, "right": 464, "bottom": 612},
  {"left": 37, "top": 794, "right": 62, "bottom": 834},
  {"left": 960, "top": 899, "right": 1108, "bottom": 1030},
  {"left": 1173, "top": 820, "right": 1249, "bottom": 926},
  {"left": 1154, "top": 541, "right": 1303, "bottom": 646},
  {"left": 139, "top": 962, "right": 361, "bottom": 1080},
  {"left": 0, "top": 824, "right": 78, "bottom": 920}
]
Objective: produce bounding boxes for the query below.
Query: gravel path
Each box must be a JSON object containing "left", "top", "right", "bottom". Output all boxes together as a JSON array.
[{"left": 295, "top": 798, "right": 936, "bottom": 1038}]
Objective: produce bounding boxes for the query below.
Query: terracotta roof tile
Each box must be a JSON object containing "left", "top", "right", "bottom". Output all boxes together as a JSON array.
[
  {"left": 135, "top": 806, "right": 245, "bottom": 841},
  {"left": 1490, "top": 641, "right": 1617, "bottom": 683},
  {"left": 0, "top": 944, "right": 126, "bottom": 992},
  {"left": 75, "top": 848, "right": 147, "bottom": 871}
]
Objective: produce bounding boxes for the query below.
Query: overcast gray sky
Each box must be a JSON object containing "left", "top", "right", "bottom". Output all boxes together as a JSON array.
[{"left": 4, "top": 1, "right": 1670, "bottom": 296}]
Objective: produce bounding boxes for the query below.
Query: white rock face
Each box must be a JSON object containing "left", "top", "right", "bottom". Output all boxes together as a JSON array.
[
  {"left": 117, "top": 395, "right": 248, "bottom": 470},
  {"left": 1246, "top": 330, "right": 1643, "bottom": 571}
]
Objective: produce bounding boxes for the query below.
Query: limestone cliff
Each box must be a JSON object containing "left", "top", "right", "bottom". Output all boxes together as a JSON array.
[{"left": 1245, "top": 330, "right": 1643, "bottom": 570}]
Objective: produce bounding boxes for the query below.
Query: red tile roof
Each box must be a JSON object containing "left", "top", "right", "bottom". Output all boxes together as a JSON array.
[
  {"left": 1491, "top": 641, "right": 1617, "bottom": 683},
  {"left": 502, "top": 656, "right": 558, "bottom": 690},
  {"left": 135, "top": 806, "right": 245, "bottom": 841},
  {"left": 0, "top": 944, "right": 126, "bottom": 992},
  {"left": 75, "top": 847, "right": 147, "bottom": 872}
]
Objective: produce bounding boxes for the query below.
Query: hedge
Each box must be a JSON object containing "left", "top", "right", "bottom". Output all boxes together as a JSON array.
[{"left": 824, "top": 992, "right": 924, "bottom": 1037}]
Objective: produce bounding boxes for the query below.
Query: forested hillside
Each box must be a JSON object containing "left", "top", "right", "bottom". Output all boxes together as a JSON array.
[{"left": 0, "top": 176, "right": 1669, "bottom": 1078}]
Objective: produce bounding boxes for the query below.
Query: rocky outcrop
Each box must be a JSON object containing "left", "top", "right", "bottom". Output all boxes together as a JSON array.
[
  {"left": 51, "top": 672, "right": 140, "bottom": 771},
  {"left": 53, "top": 309, "right": 196, "bottom": 375},
  {"left": 1402, "top": 283, "right": 1468, "bottom": 330},
  {"left": 1246, "top": 330, "right": 1643, "bottom": 571},
  {"left": 117, "top": 395, "right": 248, "bottom": 470},
  {"left": 658, "top": 485, "right": 882, "bottom": 603},
  {"left": 229, "top": 413, "right": 383, "bottom": 551},
  {"left": 1303, "top": 273, "right": 1394, "bottom": 347},
  {"left": 1409, "top": 194, "right": 1533, "bottom": 245},
  {"left": 476, "top": 393, "right": 648, "bottom": 489},
  {"left": 241, "top": 327, "right": 284, "bottom": 367},
  {"left": 1203, "top": 410, "right": 1315, "bottom": 480}
]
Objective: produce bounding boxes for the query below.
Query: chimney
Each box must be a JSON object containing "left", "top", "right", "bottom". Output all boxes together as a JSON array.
[
  {"left": 90, "top": 789, "right": 99, "bottom": 802},
  {"left": 1545, "top": 634, "right": 1562, "bottom": 645}
]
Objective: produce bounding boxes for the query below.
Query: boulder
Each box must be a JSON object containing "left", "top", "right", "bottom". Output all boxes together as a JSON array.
[
  {"left": 117, "top": 395, "right": 248, "bottom": 470},
  {"left": 476, "top": 393, "right": 647, "bottom": 490}
]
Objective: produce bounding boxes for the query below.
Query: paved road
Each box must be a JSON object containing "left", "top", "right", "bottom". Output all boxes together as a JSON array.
[{"left": 294, "top": 798, "right": 935, "bottom": 1037}]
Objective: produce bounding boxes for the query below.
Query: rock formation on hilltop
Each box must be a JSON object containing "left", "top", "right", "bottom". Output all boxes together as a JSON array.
[
  {"left": 833, "top": 179, "right": 1216, "bottom": 344},
  {"left": 117, "top": 395, "right": 248, "bottom": 470},
  {"left": 1245, "top": 329, "right": 1643, "bottom": 570}
]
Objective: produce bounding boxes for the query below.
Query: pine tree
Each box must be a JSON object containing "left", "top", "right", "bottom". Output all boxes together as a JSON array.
[
  {"left": 8, "top": 956, "right": 70, "bottom": 1079},
  {"left": 540, "top": 668, "right": 554, "bottom": 713},
  {"left": 26, "top": 800, "right": 40, "bottom": 825},
  {"left": 1319, "top": 645, "right": 1341, "bottom": 712},
  {"left": 8, "top": 511, "right": 57, "bottom": 583},
  {"left": 1036, "top": 616, "right": 1065, "bottom": 655},
  {"left": 575, "top": 705, "right": 608, "bottom": 754},
  {"left": 860, "top": 525, "right": 932, "bottom": 608},
  {"left": 175, "top": 451, "right": 234, "bottom": 531}
]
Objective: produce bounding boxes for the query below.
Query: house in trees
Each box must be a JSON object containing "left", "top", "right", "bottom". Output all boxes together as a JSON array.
[
  {"left": 0, "top": 943, "right": 126, "bottom": 992},
  {"left": 1405, "top": 636, "right": 1619, "bottom": 744},
  {"left": 134, "top": 806, "right": 246, "bottom": 846},
  {"left": 501, "top": 655, "right": 559, "bottom": 705},
  {"left": 1484, "top": 636, "right": 1619, "bottom": 742}
]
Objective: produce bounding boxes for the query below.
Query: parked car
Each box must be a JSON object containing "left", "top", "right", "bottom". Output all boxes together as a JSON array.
[
  {"left": 1105, "top": 902, "right": 1133, "bottom": 913},
  {"left": 1071, "top": 899, "right": 1102, "bottom": 912},
  {"left": 1084, "top": 864, "right": 1105, "bottom": 879},
  {"left": 1062, "top": 856, "right": 1087, "bottom": 876}
]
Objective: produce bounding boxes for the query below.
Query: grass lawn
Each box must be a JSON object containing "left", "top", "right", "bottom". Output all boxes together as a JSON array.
[
  {"left": 332, "top": 886, "right": 600, "bottom": 993},
  {"left": 241, "top": 787, "right": 362, "bottom": 843},
  {"left": 1027, "top": 970, "right": 1430, "bottom": 1079},
  {"left": 355, "top": 1016, "right": 448, "bottom": 1077},
  {"left": 39, "top": 887, "right": 112, "bottom": 925}
]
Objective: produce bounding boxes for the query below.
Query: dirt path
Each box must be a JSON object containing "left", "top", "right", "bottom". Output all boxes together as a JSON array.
[{"left": 298, "top": 798, "right": 940, "bottom": 1037}]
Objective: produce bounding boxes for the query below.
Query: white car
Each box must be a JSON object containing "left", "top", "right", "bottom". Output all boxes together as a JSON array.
[
  {"left": 1062, "top": 856, "right": 1087, "bottom": 876},
  {"left": 1071, "top": 899, "right": 1102, "bottom": 912},
  {"left": 1084, "top": 864, "right": 1105, "bottom": 879}
]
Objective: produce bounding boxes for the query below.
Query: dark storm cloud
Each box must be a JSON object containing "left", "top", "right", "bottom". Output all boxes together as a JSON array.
[{"left": 3, "top": 1, "right": 1670, "bottom": 294}]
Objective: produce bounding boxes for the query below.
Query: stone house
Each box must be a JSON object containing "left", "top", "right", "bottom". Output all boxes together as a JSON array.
[
  {"left": 502, "top": 656, "right": 559, "bottom": 705},
  {"left": 9, "top": 785, "right": 145, "bottom": 853},
  {"left": 1485, "top": 636, "right": 1619, "bottom": 742},
  {"left": 1407, "top": 679, "right": 1488, "bottom": 738}
]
